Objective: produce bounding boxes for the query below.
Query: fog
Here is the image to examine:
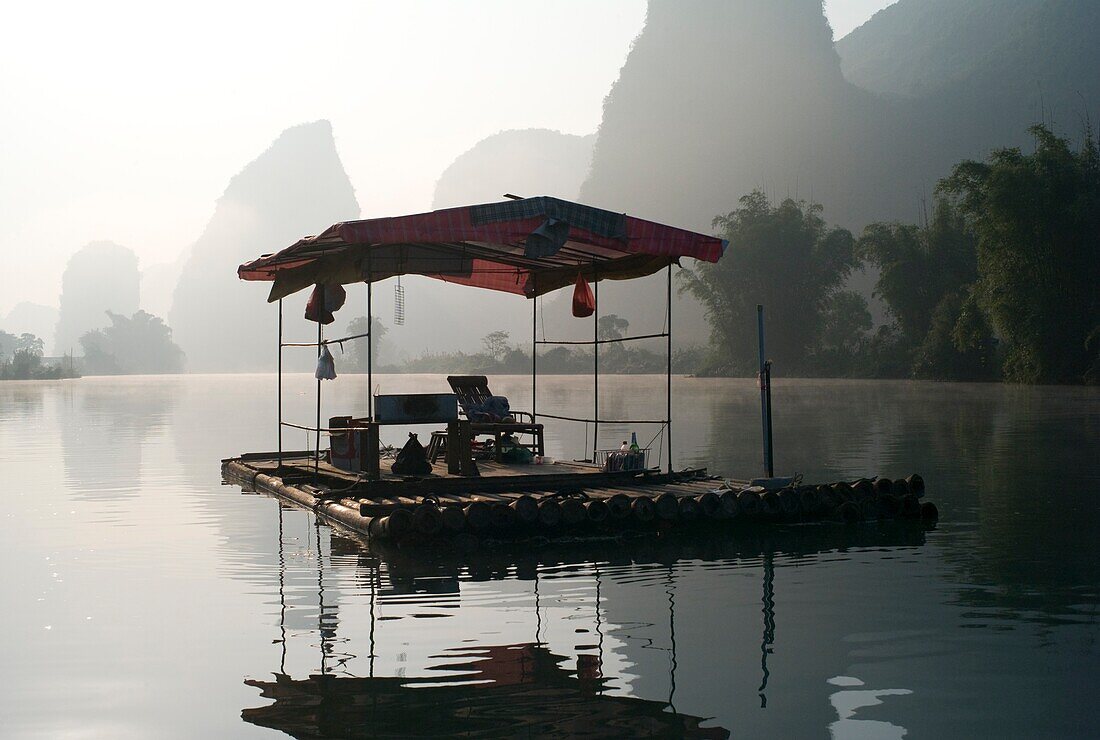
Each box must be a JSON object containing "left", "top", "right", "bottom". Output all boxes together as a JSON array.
[{"left": 1, "top": 1, "right": 891, "bottom": 324}]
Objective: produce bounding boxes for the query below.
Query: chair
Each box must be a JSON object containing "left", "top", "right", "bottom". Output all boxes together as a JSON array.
[
  {"left": 427, "top": 430, "right": 449, "bottom": 464},
  {"left": 446, "top": 375, "right": 545, "bottom": 461}
]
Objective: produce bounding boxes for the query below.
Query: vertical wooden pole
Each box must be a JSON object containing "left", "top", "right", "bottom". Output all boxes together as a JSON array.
[
  {"left": 367, "top": 266, "right": 373, "bottom": 421},
  {"left": 365, "top": 422, "right": 380, "bottom": 480},
  {"left": 593, "top": 268, "right": 599, "bottom": 463},
  {"left": 531, "top": 291, "right": 537, "bottom": 425},
  {"left": 757, "top": 305, "right": 772, "bottom": 478},
  {"left": 764, "top": 361, "right": 774, "bottom": 478},
  {"left": 667, "top": 265, "right": 673, "bottom": 475},
  {"left": 315, "top": 320, "right": 322, "bottom": 478},
  {"left": 278, "top": 298, "right": 283, "bottom": 469},
  {"left": 446, "top": 420, "right": 460, "bottom": 475}
]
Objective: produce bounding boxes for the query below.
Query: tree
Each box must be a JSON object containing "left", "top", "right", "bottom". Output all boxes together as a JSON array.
[
  {"left": 857, "top": 198, "right": 978, "bottom": 345},
  {"left": 856, "top": 197, "right": 995, "bottom": 380},
  {"left": 0, "top": 330, "right": 17, "bottom": 362},
  {"left": 16, "top": 333, "right": 44, "bottom": 356},
  {"left": 6, "top": 349, "right": 42, "bottom": 379},
  {"left": 481, "top": 330, "right": 511, "bottom": 361},
  {"left": 681, "top": 191, "right": 857, "bottom": 374},
  {"left": 597, "top": 315, "right": 629, "bottom": 341},
  {"left": 818, "top": 291, "right": 872, "bottom": 358},
  {"left": 911, "top": 290, "right": 998, "bottom": 381},
  {"left": 0, "top": 331, "right": 73, "bottom": 380},
  {"left": 78, "top": 310, "right": 185, "bottom": 375},
  {"left": 940, "top": 125, "right": 1100, "bottom": 383},
  {"left": 342, "top": 316, "right": 389, "bottom": 372}
]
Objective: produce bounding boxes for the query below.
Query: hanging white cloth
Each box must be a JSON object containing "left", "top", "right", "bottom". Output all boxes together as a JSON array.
[{"left": 315, "top": 345, "right": 337, "bottom": 380}]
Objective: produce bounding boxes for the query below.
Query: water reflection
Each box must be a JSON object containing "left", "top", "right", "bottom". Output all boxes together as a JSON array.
[
  {"left": 827, "top": 675, "right": 912, "bottom": 740},
  {"left": 4, "top": 376, "right": 1099, "bottom": 737},
  {"left": 243, "top": 499, "right": 935, "bottom": 738},
  {"left": 58, "top": 377, "right": 176, "bottom": 501},
  {"left": 173, "top": 374, "right": 1100, "bottom": 630},
  {"left": 243, "top": 643, "right": 727, "bottom": 738}
]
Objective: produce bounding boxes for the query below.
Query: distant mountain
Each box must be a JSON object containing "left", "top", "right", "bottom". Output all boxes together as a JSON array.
[
  {"left": 839, "top": 0, "right": 1100, "bottom": 109},
  {"left": 54, "top": 241, "right": 140, "bottom": 355},
  {"left": 379, "top": 129, "right": 598, "bottom": 359},
  {"left": 1, "top": 302, "right": 58, "bottom": 348},
  {"left": 141, "top": 246, "right": 190, "bottom": 321},
  {"left": 432, "top": 129, "right": 595, "bottom": 209},
  {"left": 571, "top": 0, "right": 1099, "bottom": 341},
  {"left": 169, "top": 121, "right": 360, "bottom": 371},
  {"left": 581, "top": 0, "right": 877, "bottom": 230},
  {"left": 576, "top": 0, "right": 886, "bottom": 341},
  {"left": 577, "top": 0, "right": 1099, "bottom": 234}
]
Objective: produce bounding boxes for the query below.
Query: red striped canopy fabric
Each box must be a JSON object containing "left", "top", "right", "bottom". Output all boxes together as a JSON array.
[{"left": 238, "top": 197, "right": 727, "bottom": 301}]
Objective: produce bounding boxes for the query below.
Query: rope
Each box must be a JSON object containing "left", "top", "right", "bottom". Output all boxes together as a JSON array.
[
  {"left": 548, "top": 488, "right": 589, "bottom": 501},
  {"left": 281, "top": 330, "right": 371, "bottom": 348},
  {"left": 314, "top": 473, "right": 369, "bottom": 498}
]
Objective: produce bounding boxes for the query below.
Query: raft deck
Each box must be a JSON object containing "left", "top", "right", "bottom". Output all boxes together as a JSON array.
[{"left": 222, "top": 451, "right": 934, "bottom": 549}]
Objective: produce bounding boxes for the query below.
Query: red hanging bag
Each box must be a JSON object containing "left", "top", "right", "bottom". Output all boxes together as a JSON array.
[
  {"left": 572, "top": 273, "right": 595, "bottom": 318},
  {"left": 304, "top": 283, "right": 345, "bottom": 324}
]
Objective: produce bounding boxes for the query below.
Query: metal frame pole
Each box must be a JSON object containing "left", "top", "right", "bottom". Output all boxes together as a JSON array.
[
  {"left": 369, "top": 277, "right": 374, "bottom": 417},
  {"left": 367, "top": 260, "right": 373, "bottom": 420},
  {"left": 592, "top": 269, "right": 599, "bottom": 463},
  {"left": 315, "top": 319, "right": 322, "bottom": 478},
  {"left": 764, "top": 360, "right": 774, "bottom": 478},
  {"left": 757, "top": 304, "right": 772, "bottom": 478},
  {"left": 666, "top": 265, "right": 673, "bottom": 475},
  {"left": 278, "top": 298, "right": 283, "bottom": 469},
  {"left": 531, "top": 291, "right": 537, "bottom": 424}
]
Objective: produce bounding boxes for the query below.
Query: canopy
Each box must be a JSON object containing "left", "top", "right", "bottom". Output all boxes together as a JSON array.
[{"left": 238, "top": 197, "right": 727, "bottom": 301}]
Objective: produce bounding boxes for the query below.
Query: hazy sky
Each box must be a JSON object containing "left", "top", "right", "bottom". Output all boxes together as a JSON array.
[{"left": 0, "top": 0, "right": 895, "bottom": 318}]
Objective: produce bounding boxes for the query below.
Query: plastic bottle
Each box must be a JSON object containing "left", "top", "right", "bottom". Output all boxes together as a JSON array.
[{"left": 619, "top": 441, "right": 629, "bottom": 452}]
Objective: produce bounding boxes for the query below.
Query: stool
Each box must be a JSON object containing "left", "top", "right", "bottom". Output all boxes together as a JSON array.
[{"left": 427, "top": 430, "right": 448, "bottom": 464}]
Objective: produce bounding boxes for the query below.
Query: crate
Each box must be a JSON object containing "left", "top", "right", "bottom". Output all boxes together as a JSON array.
[
  {"left": 595, "top": 448, "right": 650, "bottom": 472},
  {"left": 373, "top": 393, "right": 458, "bottom": 424},
  {"left": 329, "top": 416, "right": 371, "bottom": 473}
]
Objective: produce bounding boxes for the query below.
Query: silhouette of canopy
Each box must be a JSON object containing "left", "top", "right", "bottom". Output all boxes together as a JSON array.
[{"left": 237, "top": 196, "right": 727, "bottom": 300}]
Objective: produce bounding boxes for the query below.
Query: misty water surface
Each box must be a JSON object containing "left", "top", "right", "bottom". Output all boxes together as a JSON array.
[{"left": 1, "top": 375, "right": 1098, "bottom": 738}]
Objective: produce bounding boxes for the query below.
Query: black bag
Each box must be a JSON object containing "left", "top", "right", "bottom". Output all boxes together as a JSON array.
[{"left": 391, "top": 433, "right": 432, "bottom": 476}]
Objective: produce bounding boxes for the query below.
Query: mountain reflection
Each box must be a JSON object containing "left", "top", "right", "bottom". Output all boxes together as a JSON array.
[{"left": 59, "top": 377, "right": 175, "bottom": 501}]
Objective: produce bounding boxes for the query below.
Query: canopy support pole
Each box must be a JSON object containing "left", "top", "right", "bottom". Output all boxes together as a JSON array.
[
  {"left": 667, "top": 265, "right": 673, "bottom": 475},
  {"left": 531, "top": 287, "right": 537, "bottom": 426},
  {"left": 315, "top": 320, "right": 321, "bottom": 479},
  {"left": 278, "top": 298, "right": 283, "bottom": 469},
  {"left": 367, "top": 256, "right": 373, "bottom": 420},
  {"left": 592, "top": 267, "right": 599, "bottom": 463}
]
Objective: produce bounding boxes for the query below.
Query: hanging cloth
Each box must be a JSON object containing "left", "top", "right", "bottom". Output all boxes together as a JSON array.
[
  {"left": 304, "top": 283, "right": 346, "bottom": 324},
  {"left": 525, "top": 217, "right": 569, "bottom": 258},
  {"left": 572, "top": 273, "right": 595, "bottom": 318},
  {"left": 315, "top": 345, "right": 337, "bottom": 380}
]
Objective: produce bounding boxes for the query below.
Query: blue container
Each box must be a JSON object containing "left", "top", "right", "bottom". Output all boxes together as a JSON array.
[{"left": 373, "top": 393, "right": 459, "bottom": 424}]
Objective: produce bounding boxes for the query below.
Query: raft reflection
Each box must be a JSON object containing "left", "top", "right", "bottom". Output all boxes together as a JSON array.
[
  {"left": 243, "top": 642, "right": 727, "bottom": 738},
  {"left": 242, "top": 499, "right": 930, "bottom": 738}
]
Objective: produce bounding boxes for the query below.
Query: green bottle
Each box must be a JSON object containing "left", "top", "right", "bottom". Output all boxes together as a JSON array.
[{"left": 629, "top": 432, "right": 640, "bottom": 452}]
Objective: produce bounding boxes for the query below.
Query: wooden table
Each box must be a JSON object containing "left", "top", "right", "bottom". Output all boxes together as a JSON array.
[{"left": 334, "top": 418, "right": 544, "bottom": 480}]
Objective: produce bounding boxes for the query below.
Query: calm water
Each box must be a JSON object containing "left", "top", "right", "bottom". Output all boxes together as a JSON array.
[{"left": 1, "top": 374, "right": 1098, "bottom": 738}]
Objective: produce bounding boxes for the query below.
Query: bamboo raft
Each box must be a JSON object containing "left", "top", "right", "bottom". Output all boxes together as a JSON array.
[
  {"left": 222, "top": 452, "right": 937, "bottom": 550},
  {"left": 226, "top": 198, "right": 939, "bottom": 553}
]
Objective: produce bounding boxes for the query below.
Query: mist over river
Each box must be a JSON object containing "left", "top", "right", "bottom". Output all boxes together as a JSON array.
[{"left": 2, "top": 375, "right": 1098, "bottom": 738}]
